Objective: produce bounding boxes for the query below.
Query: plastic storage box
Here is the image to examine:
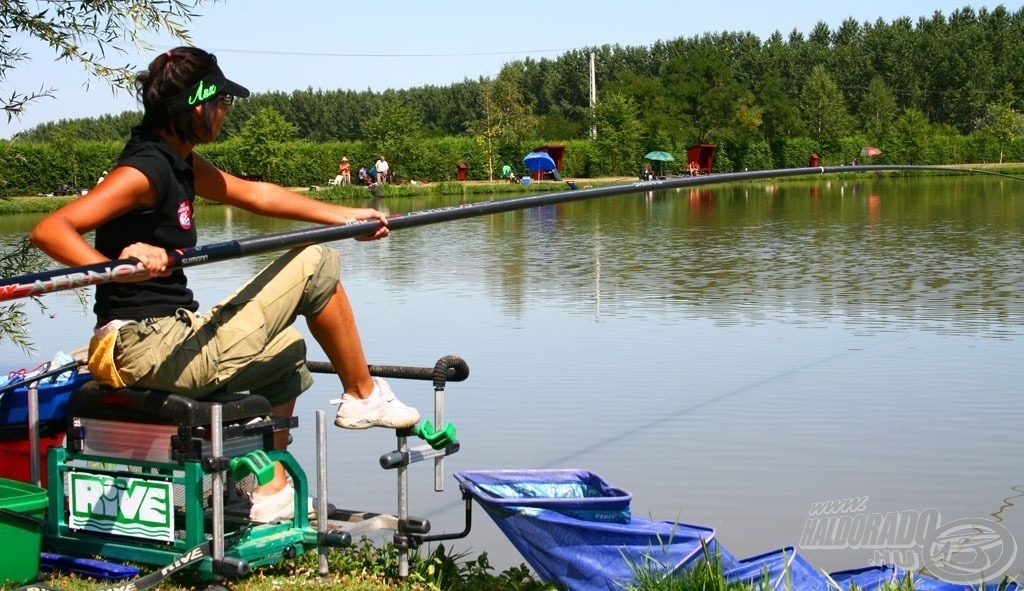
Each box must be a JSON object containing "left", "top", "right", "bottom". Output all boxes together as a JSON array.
[
  {"left": 0, "top": 370, "right": 91, "bottom": 425},
  {"left": 0, "top": 477, "right": 48, "bottom": 584},
  {"left": 0, "top": 422, "right": 66, "bottom": 486}
]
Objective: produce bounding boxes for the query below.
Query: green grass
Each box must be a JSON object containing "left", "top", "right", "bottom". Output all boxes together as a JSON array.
[
  {"left": 625, "top": 541, "right": 764, "bottom": 591},
  {"left": 9, "top": 163, "right": 1024, "bottom": 215},
  {"left": 8, "top": 535, "right": 1020, "bottom": 591},
  {"left": 0, "top": 195, "right": 74, "bottom": 215},
  {"left": 623, "top": 540, "right": 1021, "bottom": 591},
  {"left": 0, "top": 178, "right": 624, "bottom": 215},
  {"left": 4, "top": 538, "right": 551, "bottom": 591}
]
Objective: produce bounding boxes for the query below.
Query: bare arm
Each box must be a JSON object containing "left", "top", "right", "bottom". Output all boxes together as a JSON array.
[
  {"left": 193, "top": 154, "right": 389, "bottom": 240},
  {"left": 29, "top": 166, "right": 171, "bottom": 277}
]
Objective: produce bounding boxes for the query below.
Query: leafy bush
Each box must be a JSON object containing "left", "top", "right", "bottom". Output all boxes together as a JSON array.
[
  {"left": 4, "top": 129, "right": 1024, "bottom": 196},
  {"left": 776, "top": 137, "right": 821, "bottom": 168},
  {"left": 0, "top": 140, "right": 120, "bottom": 197}
]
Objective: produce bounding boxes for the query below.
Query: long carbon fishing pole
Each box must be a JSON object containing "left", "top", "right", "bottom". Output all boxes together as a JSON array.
[{"left": 0, "top": 164, "right": 1008, "bottom": 303}]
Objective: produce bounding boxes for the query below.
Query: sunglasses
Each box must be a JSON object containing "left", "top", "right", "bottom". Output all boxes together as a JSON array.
[{"left": 220, "top": 94, "right": 235, "bottom": 106}]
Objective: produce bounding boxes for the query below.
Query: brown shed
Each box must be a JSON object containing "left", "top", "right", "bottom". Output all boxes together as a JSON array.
[
  {"left": 686, "top": 144, "right": 717, "bottom": 174},
  {"left": 532, "top": 145, "right": 566, "bottom": 171}
]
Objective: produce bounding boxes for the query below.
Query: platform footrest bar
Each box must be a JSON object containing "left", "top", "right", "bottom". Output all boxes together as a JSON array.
[{"left": 379, "top": 441, "right": 460, "bottom": 469}]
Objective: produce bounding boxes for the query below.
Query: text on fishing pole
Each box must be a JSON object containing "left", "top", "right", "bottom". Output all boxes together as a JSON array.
[{"left": 0, "top": 263, "right": 142, "bottom": 299}]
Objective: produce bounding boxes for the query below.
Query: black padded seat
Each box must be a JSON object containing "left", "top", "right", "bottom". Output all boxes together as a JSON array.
[{"left": 69, "top": 380, "right": 272, "bottom": 427}]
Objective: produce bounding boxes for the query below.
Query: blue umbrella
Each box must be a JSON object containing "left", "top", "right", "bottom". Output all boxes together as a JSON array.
[{"left": 523, "top": 151, "right": 556, "bottom": 172}]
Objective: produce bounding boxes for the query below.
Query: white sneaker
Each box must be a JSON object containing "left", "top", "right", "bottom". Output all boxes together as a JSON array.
[
  {"left": 334, "top": 377, "right": 420, "bottom": 430},
  {"left": 248, "top": 482, "right": 315, "bottom": 523}
]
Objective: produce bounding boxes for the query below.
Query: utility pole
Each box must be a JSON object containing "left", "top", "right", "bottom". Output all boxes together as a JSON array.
[{"left": 589, "top": 52, "right": 597, "bottom": 140}]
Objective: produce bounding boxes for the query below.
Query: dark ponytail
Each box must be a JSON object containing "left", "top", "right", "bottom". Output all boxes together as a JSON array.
[{"left": 136, "top": 47, "right": 219, "bottom": 142}]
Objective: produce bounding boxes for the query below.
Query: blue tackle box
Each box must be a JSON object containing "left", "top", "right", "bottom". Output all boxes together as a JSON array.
[{"left": 0, "top": 370, "right": 92, "bottom": 425}]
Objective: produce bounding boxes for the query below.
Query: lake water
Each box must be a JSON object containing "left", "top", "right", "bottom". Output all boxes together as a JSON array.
[{"left": 1, "top": 175, "right": 1021, "bottom": 580}]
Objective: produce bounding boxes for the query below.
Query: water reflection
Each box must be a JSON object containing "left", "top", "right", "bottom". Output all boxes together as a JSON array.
[{"left": 363, "top": 177, "right": 1024, "bottom": 340}]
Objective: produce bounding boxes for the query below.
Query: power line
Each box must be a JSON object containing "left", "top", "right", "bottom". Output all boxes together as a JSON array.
[
  {"left": 205, "top": 47, "right": 573, "bottom": 59},
  {"left": 6, "top": 31, "right": 573, "bottom": 59}
]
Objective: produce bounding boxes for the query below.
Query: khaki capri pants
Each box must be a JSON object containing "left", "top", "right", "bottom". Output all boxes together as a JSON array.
[{"left": 105, "top": 245, "right": 340, "bottom": 406}]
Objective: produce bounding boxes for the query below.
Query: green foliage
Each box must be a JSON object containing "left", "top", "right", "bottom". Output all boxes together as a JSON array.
[
  {"left": 200, "top": 134, "right": 536, "bottom": 188},
  {"left": 888, "top": 108, "right": 939, "bottom": 164},
  {"left": 0, "top": 139, "right": 121, "bottom": 197},
  {"left": 801, "top": 65, "right": 856, "bottom": 152},
  {"left": 237, "top": 107, "right": 299, "bottom": 181},
  {"left": 27, "top": 537, "right": 549, "bottom": 591},
  {"left": 466, "top": 64, "right": 540, "bottom": 180},
  {"left": 978, "top": 97, "right": 1024, "bottom": 164},
  {"left": 594, "top": 91, "right": 645, "bottom": 176},
  {"left": 1, "top": 1, "right": 213, "bottom": 121},
  {"left": 775, "top": 137, "right": 820, "bottom": 168},
  {"left": 660, "top": 45, "right": 749, "bottom": 145},
  {"left": 733, "top": 140, "right": 774, "bottom": 171},
  {"left": 626, "top": 541, "right": 763, "bottom": 591},
  {"left": 49, "top": 124, "right": 85, "bottom": 188},
  {"left": 861, "top": 77, "right": 899, "bottom": 141},
  {"left": 361, "top": 96, "right": 427, "bottom": 179},
  {"left": 836, "top": 135, "right": 869, "bottom": 165},
  {"left": 563, "top": 139, "right": 602, "bottom": 178},
  {"left": 5, "top": 122, "right": 1024, "bottom": 197},
  {"left": 413, "top": 544, "right": 543, "bottom": 591},
  {"left": 757, "top": 70, "right": 805, "bottom": 140},
  {"left": 15, "top": 4, "right": 1024, "bottom": 173},
  {"left": 182, "top": 537, "right": 550, "bottom": 591},
  {"left": 711, "top": 143, "right": 733, "bottom": 173},
  {"left": 0, "top": 237, "right": 89, "bottom": 358},
  {"left": 0, "top": 238, "right": 54, "bottom": 354},
  {"left": 14, "top": 111, "right": 139, "bottom": 142}
]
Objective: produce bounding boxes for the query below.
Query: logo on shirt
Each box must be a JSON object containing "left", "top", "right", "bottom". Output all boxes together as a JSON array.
[{"left": 178, "top": 200, "right": 193, "bottom": 230}]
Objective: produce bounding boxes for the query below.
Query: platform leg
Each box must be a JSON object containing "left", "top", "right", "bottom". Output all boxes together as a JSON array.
[
  {"left": 434, "top": 386, "right": 444, "bottom": 492},
  {"left": 397, "top": 431, "right": 409, "bottom": 577},
  {"left": 210, "top": 404, "right": 225, "bottom": 584},
  {"left": 316, "top": 410, "right": 329, "bottom": 576},
  {"left": 28, "top": 383, "right": 40, "bottom": 485}
]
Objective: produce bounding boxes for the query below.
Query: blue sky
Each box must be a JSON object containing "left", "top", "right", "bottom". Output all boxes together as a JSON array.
[{"left": 1, "top": 0, "right": 1004, "bottom": 137}]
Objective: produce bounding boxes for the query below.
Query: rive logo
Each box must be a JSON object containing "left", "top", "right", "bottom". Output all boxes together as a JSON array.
[{"left": 69, "top": 472, "right": 174, "bottom": 542}]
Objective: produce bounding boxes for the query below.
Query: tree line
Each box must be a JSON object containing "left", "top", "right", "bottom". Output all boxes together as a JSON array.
[{"left": 10, "top": 4, "right": 1024, "bottom": 179}]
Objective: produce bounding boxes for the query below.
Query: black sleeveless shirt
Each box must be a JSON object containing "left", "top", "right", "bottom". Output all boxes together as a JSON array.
[{"left": 93, "top": 127, "right": 200, "bottom": 320}]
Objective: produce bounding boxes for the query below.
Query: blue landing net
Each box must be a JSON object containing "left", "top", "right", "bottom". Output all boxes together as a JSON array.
[
  {"left": 455, "top": 469, "right": 1020, "bottom": 591},
  {"left": 455, "top": 469, "right": 734, "bottom": 591}
]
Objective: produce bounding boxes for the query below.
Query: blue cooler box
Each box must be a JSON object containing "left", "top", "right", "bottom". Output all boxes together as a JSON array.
[{"left": 0, "top": 371, "right": 92, "bottom": 425}]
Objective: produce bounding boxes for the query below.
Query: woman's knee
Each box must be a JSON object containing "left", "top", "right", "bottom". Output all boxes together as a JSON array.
[{"left": 295, "top": 245, "right": 341, "bottom": 316}]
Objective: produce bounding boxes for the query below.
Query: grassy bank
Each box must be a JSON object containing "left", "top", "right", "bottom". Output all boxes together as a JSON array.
[
  {"left": 15, "top": 538, "right": 1016, "bottom": 591},
  {"left": 7, "top": 162, "right": 1024, "bottom": 217},
  {"left": 0, "top": 177, "right": 634, "bottom": 216},
  {"left": 4, "top": 538, "right": 549, "bottom": 591}
]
